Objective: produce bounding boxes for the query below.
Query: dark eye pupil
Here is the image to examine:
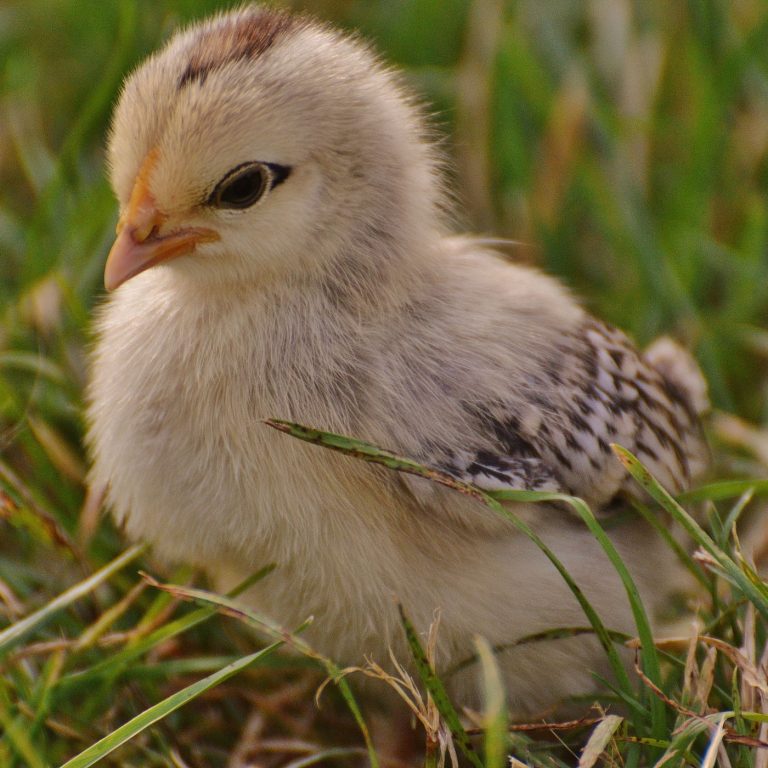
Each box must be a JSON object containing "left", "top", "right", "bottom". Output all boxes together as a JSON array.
[{"left": 215, "top": 167, "right": 267, "bottom": 208}]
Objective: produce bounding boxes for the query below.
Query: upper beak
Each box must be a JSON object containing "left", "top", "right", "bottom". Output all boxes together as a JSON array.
[{"left": 104, "top": 151, "right": 219, "bottom": 291}]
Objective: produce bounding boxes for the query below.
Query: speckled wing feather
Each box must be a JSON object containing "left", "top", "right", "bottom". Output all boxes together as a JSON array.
[{"left": 439, "top": 319, "right": 708, "bottom": 508}]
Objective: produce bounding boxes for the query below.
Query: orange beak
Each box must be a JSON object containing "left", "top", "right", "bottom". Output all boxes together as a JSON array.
[{"left": 104, "top": 150, "right": 220, "bottom": 291}]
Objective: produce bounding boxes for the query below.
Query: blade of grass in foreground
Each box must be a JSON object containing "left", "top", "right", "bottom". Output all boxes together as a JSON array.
[
  {"left": 613, "top": 445, "right": 768, "bottom": 622},
  {"left": 677, "top": 479, "right": 768, "bottom": 504},
  {"left": 0, "top": 543, "right": 147, "bottom": 659},
  {"left": 448, "top": 626, "right": 633, "bottom": 677},
  {"left": 486, "top": 486, "right": 666, "bottom": 740},
  {"left": 475, "top": 635, "right": 508, "bottom": 768},
  {"left": 398, "top": 605, "right": 483, "bottom": 768},
  {"left": 142, "top": 576, "right": 380, "bottom": 768},
  {"left": 59, "top": 641, "right": 282, "bottom": 768},
  {"left": 56, "top": 565, "right": 276, "bottom": 696},
  {"left": 265, "top": 419, "right": 490, "bottom": 503}
]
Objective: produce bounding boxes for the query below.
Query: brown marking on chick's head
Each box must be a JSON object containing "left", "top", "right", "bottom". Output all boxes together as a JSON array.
[{"left": 178, "top": 7, "right": 299, "bottom": 89}]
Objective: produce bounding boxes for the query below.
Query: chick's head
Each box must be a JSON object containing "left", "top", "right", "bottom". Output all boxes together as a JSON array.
[{"left": 105, "top": 6, "right": 441, "bottom": 292}]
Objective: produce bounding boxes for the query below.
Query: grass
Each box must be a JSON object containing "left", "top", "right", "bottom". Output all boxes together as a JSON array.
[{"left": 1, "top": 0, "right": 767, "bottom": 765}]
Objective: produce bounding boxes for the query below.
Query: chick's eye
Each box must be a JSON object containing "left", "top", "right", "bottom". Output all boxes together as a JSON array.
[{"left": 211, "top": 164, "right": 269, "bottom": 209}]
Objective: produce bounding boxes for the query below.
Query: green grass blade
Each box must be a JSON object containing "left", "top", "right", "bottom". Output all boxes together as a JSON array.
[
  {"left": 398, "top": 605, "right": 483, "bottom": 768},
  {"left": 283, "top": 748, "right": 370, "bottom": 768},
  {"left": 58, "top": 642, "right": 282, "bottom": 768},
  {"left": 475, "top": 636, "right": 508, "bottom": 768},
  {"left": 0, "top": 680, "right": 48, "bottom": 768},
  {"left": 57, "top": 564, "right": 276, "bottom": 693},
  {"left": 492, "top": 488, "right": 666, "bottom": 738},
  {"left": 479, "top": 491, "right": 638, "bottom": 706},
  {"left": 677, "top": 479, "right": 768, "bottom": 504},
  {"left": 721, "top": 490, "right": 754, "bottom": 543},
  {"left": 631, "top": 500, "right": 710, "bottom": 590},
  {"left": 613, "top": 445, "right": 768, "bottom": 622},
  {"left": 448, "top": 626, "right": 634, "bottom": 677},
  {"left": 142, "top": 576, "right": 380, "bottom": 768},
  {"left": 0, "top": 543, "right": 147, "bottom": 658},
  {"left": 265, "top": 419, "right": 489, "bottom": 502}
]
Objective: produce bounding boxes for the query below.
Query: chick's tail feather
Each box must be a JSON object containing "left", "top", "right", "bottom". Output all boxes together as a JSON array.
[{"left": 644, "top": 336, "right": 710, "bottom": 417}]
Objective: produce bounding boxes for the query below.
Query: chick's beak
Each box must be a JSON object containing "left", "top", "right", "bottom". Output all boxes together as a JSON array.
[{"left": 104, "top": 153, "right": 219, "bottom": 291}]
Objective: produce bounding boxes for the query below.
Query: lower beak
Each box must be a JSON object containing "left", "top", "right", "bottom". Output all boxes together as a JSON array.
[{"left": 104, "top": 225, "right": 220, "bottom": 291}]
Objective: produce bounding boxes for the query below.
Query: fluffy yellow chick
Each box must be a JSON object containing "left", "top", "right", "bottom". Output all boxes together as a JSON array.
[{"left": 87, "top": 6, "right": 708, "bottom": 715}]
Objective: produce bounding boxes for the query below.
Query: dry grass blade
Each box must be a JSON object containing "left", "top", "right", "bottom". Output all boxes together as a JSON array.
[
  {"left": 578, "top": 714, "right": 623, "bottom": 768},
  {"left": 636, "top": 648, "right": 768, "bottom": 752},
  {"left": 699, "top": 635, "right": 768, "bottom": 697},
  {"left": 700, "top": 715, "right": 727, "bottom": 768},
  {"left": 73, "top": 579, "right": 147, "bottom": 651},
  {"left": 398, "top": 605, "right": 473, "bottom": 767},
  {"left": 465, "top": 716, "right": 604, "bottom": 736}
]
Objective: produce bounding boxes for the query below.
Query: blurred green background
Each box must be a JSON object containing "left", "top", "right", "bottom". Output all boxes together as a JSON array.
[{"left": 1, "top": 2, "right": 768, "bottom": 764}]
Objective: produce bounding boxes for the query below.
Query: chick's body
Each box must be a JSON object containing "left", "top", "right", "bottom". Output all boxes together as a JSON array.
[{"left": 88, "top": 7, "right": 707, "bottom": 715}]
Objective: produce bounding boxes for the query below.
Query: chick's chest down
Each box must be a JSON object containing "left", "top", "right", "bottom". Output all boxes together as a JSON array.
[{"left": 87, "top": 5, "right": 708, "bottom": 715}]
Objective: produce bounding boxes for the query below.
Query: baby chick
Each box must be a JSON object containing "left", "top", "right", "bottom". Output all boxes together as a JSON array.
[{"left": 87, "top": 6, "right": 708, "bottom": 715}]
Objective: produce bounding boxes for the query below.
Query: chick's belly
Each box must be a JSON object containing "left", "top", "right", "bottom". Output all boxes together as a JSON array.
[
  {"left": 208, "top": 510, "right": 650, "bottom": 684},
  {"left": 206, "top": 513, "right": 670, "bottom": 713}
]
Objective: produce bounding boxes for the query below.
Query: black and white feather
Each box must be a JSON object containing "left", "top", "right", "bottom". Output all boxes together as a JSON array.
[{"left": 436, "top": 318, "right": 707, "bottom": 506}]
